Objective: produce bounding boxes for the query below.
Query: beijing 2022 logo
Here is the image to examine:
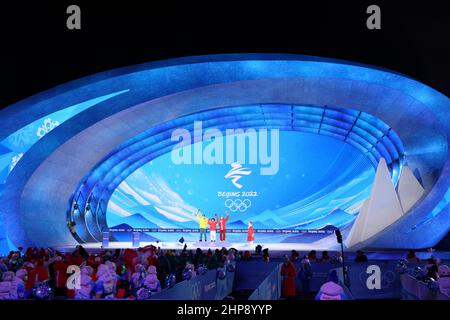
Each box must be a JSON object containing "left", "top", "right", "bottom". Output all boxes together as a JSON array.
[
  {"left": 224, "top": 162, "right": 252, "bottom": 189},
  {"left": 170, "top": 120, "right": 278, "bottom": 214}
]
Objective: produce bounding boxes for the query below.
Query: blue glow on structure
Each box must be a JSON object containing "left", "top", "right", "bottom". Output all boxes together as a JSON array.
[
  {"left": 104, "top": 131, "right": 375, "bottom": 243},
  {"left": 0, "top": 54, "right": 448, "bottom": 251},
  {"left": 69, "top": 104, "right": 404, "bottom": 242},
  {"left": 0, "top": 89, "right": 129, "bottom": 183},
  {"left": 0, "top": 89, "right": 129, "bottom": 251}
]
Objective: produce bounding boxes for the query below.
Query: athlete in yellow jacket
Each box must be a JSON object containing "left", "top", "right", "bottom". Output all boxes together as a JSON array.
[{"left": 196, "top": 209, "right": 208, "bottom": 241}]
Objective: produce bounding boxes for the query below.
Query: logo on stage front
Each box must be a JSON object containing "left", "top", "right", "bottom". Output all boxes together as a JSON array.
[{"left": 224, "top": 162, "right": 251, "bottom": 189}]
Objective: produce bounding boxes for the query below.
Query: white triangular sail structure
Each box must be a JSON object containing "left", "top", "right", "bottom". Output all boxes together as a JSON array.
[
  {"left": 345, "top": 158, "right": 406, "bottom": 248},
  {"left": 344, "top": 198, "right": 370, "bottom": 248},
  {"left": 396, "top": 165, "right": 425, "bottom": 213}
]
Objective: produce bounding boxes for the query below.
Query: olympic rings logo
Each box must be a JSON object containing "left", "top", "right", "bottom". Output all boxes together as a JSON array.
[
  {"left": 359, "top": 266, "right": 397, "bottom": 289},
  {"left": 224, "top": 199, "right": 251, "bottom": 212}
]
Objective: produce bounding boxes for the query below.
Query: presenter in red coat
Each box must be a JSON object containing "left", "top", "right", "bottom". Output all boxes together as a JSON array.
[
  {"left": 219, "top": 211, "right": 230, "bottom": 241},
  {"left": 280, "top": 255, "right": 297, "bottom": 297},
  {"left": 247, "top": 221, "right": 255, "bottom": 245}
]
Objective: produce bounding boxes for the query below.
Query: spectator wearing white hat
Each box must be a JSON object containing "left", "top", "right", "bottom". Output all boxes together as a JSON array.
[
  {"left": 75, "top": 266, "right": 94, "bottom": 299},
  {"left": 143, "top": 265, "right": 161, "bottom": 292},
  {"left": 437, "top": 265, "right": 450, "bottom": 295},
  {"left": 94, "top": 264, "right": 115, "bottom": 299},
  {"left": 316, "top": 270, "right": 347, "bottom": 300},
  {"left": 131, "top": 264, "right": 146, "bottom": 292},
  {"left": 0, "top": 271, "right": 19, "bottom": 299},
  {"left": 14, "top": 269, "right": 27, "bottom": 299},
  {"left": 298, "top": 256, "right": 313, "bottom": 293}
]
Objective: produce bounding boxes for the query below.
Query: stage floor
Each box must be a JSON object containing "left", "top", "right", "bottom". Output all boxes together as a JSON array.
[
  {"left": 60, "top": 241, "right": 450, "bottom": 261},
  {"left": 74, "top": 241, "right": 338, "bottom": 252}
]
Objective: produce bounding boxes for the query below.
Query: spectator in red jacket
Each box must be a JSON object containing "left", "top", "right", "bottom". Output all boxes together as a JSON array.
[
  {"left": 124, "top": 248, "right": 138, "bottom": 278},
  {"left": 219, "top": 211, "right": 230, "bottom": 241},
  {"left": 281, "top": 255, "right": 297, "bottom": 298},
  {"left": 53, "top": 256, "right": 69, "bottom": 297},
  {"left": 25, "top": 259, "right": 49, "bottom": 290}
]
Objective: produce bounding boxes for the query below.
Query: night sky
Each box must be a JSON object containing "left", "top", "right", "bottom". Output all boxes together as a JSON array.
[{"left": 1, "top": 1, "right": 449, "bottom": 109}]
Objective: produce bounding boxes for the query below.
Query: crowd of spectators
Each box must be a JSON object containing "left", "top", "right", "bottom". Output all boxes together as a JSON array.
[
  {"left": 0, "top": 245, "right": 237, "bottom": 299},
  {"left": 1, "top": 245, "right": 449, "bottom": 300}
]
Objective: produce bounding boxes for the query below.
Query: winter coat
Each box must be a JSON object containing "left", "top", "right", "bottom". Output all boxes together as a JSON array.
[
  {"left": 316, "top": 281, "right": 346, "bottom": 300},
  {"left": 0, "top": 272, "right": 18, "bottom": 300}
]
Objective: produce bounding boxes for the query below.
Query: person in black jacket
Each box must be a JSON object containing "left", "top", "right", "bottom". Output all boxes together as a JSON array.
[{"left": 354, "top": 250, "right": 368, "bottom": 262}]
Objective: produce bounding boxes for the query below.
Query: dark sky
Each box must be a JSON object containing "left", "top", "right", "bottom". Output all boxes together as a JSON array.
[{"left": 1, "top": 1, "right": 449, "bottom": 109}]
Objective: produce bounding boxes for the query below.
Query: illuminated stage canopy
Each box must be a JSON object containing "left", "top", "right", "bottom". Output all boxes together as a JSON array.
[{"left": 0, "top": 54, "right": 448, "bottom": 252}]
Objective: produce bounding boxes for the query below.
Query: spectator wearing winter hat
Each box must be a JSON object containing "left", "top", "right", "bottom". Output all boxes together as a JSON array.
[
  {"left": 15, "top": 269, "right": 27, "bottom": 299},
  {"left": 131, "top": 264, "right": 146, "bottom": 293},
  {"left": 406, "top": 249, "right": 421, "bottom": 263},
  {"left": 105, "top": 261, "right": 118, "bottom": 281},
  {"left": 354, "top": 250, "right": 368, "bottom": 263},
  {"left": 319, "top": 251, "right": 331, "bottom": 263},
  {"left": 94, "top": 264, "right": 115, "bottom": 299},
  {"left": 307, "top": 250, "right": 317, "bottom": 262},
  {"left": 75, "top": 266, "right": 95, "bottom": 300},
  {"left": 0, "top": 259, "right": 8, "bottom": 275},
  {"left": 144, "top": 265, "right": 161, "bottom": 292},
  {"left": 25, "top": 259, "right": 49, "bottom": 292},
  {"left": 52, "top": 255, "right": 69, "bottom": 298},
  {"left": 316, "top": 270, "right": 347, "bottom": 300},
  {"left": 298, "top": 256, "right": 313, "bottom": 293},
  {"left": 426, "top": 264, "right": 439, "bottom": 281},
  {"left": 0, "top": 271, "right": 19, "bottom": 299},
  {"left": 437, "top": 265, "right": 450, "bottom": 295}
]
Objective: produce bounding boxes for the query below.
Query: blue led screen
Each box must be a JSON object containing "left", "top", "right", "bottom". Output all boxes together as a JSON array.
[{"left": 106, "top": 131, "right": 375, "bottom": 243}]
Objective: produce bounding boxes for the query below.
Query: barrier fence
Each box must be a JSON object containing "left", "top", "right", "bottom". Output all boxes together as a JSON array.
[
  {"left": 150, "top": 263, "right": 235, "bottom": 300},
  {"left": 248, "top": 264, "right": 282, "bottom": 300},
  {"left": 136, "top": 259, "right": 450, "bottom": 300},
  {"left": 344, "top": 261, "right": 403, "bottom": 299},
  {"left": 400, "top": 274, "right": 450, "bottom": 300}
]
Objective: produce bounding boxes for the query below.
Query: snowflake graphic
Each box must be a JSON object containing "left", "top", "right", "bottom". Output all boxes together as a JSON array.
[
  {"left": 9, "top": 153, "right": 24, "bottom": 172},
  {"left": 36, "top": 118, "right": 60, "bottom": 139}
]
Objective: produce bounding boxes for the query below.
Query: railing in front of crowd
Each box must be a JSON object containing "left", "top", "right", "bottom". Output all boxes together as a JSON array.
[
  {"left": 244, "top": 260, "right": 449, "bottom": 300},
  {"left": 247, "top": 263, "right": 282, "bottom": 300},
  {"left": 400, "top": 273, "right": 450, "bottom": 300},
  {"left": 149, "top": 262, "right": 236, "bottom": 300}
]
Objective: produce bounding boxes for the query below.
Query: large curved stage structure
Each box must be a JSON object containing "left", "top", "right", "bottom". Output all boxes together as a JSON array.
[{"left": 0, "top": 54, "right": 448, "bottom": 252}]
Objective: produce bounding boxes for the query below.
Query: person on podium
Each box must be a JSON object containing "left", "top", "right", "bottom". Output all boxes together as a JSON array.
[
  {"left": 196, "top": 209, "right": 208, "bottom": 242},
  {"left": 219, "top": 211, "right": 230, "bottom": 242}
]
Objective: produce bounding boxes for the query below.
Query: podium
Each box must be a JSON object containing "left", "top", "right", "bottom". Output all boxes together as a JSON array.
[
  {"left": 102, "top": 231, "right": 109, "bottom": 248},
  {"left": 132, "top": 231, "right": 140, "bottom": 247}
]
